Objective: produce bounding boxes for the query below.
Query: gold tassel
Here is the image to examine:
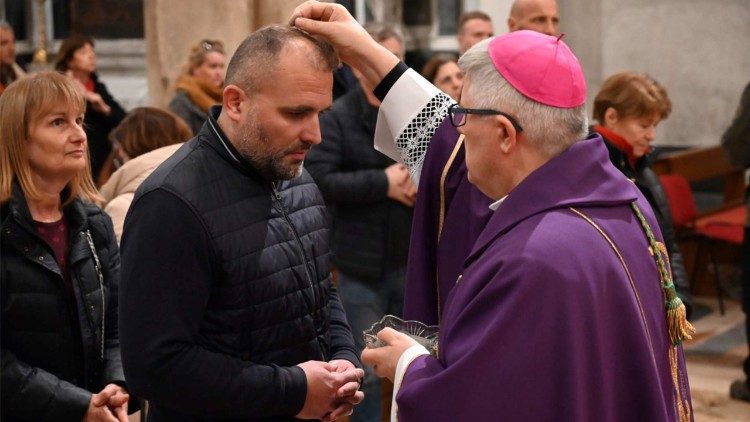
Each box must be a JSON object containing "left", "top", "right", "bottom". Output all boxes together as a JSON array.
[{"left": 667, "top": 302, "right": 695, "bottom": 345}]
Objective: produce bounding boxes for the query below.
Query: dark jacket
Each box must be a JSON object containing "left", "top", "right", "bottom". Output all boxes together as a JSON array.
[
  {"left": 86, "top": 72, "right": 126, "bottom": 179},
  {"left": 119, "top": 108, "right": 359, "bottom": 421},
  {"left": 168, "top": 90, "right": 208, "bottom": 136},
  {"left": 594, "top": 129, "right": 693, "bottom": 315},
  {"left": 721, "top": 81, "right": 750, "bottom": 224},
  {"left": 1, "top": 183, "right": 128, "bottom": 421},
  {"left": 306, "top": 86, "right": 413, "bottom": 282}
]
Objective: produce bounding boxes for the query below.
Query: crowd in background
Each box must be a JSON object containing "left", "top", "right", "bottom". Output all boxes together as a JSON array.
[{"left": 1, "top": 0, "right": 748, "bottom": 421}]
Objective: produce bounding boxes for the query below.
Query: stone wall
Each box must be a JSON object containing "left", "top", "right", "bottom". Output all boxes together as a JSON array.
[{"left": 561, "top": 0, "right": 750, "bottom": 147}]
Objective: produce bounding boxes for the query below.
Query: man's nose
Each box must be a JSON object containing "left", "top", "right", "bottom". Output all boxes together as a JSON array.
[
  {"left": 543, "top": 21, "right": 556, "bottom": 36},
  {"left": 302, "top": 117, "right": 323, "bottom": 145}
]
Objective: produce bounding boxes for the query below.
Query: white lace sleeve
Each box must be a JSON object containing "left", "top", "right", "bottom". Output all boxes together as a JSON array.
[{"left": 374, "top": 68, "right": 453, "bottom": 184}]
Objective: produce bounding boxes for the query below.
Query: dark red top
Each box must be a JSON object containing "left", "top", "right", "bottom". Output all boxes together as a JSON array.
[{"left": 34, "top": 217, "right": 72, "bottom": 295}]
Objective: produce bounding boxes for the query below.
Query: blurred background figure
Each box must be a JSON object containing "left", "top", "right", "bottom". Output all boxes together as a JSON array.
[
  {"left": 420, "top": 53, "right": 462, "bottom": 101},
  {"left": 306, "top": 23, "right": 414, "bottom": 422},
  {"left": 722, "top": 81, "right": 750, "bottom": 403},
  {"left": 591, "top": 71, "right": 693, "bottom": 316},
  {"left": 0, "top": 71, "right": 134, "bottom": 421},
  {"left": 55, "top": 34, "right": 126, "bottom": 181},
  {"left": 168, "top": 39, "right": 226, "bottom": 135},
  {"left": 456, "top": 10, "right": 493, "bottom": 55},
  {"left": 507, "top": 0, "right": 560, "bottom": 35},
  {"left": 99, "top": 107, "right": 192, "bottom": 242},
  {"left": 0, "top": 22, "right": 26, "bottom": 95}
]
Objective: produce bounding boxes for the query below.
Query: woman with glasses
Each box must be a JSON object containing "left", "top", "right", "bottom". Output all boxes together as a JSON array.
[
  {"left": 99, "top": 107, "right": 192, "bottom": 242},
  {"left": 169, "top": 39, "right": 226, "bottom": 135},
  {"left": 591, "top": 71, "right": 692, "bottom": 317},
  {"left": 55, "top": 34, "right": 126, "bottom": 183},
  {"left": 0, "top": 71, "right": 134, "bottom": 421}
]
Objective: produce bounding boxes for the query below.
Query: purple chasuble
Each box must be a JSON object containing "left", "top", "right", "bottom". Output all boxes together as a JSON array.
[
  {"left": 403, "top": 117, "right": 493, "bottom": 325},
  {"left": 396, "top": 136, "right": 692, "bottom": 421}
]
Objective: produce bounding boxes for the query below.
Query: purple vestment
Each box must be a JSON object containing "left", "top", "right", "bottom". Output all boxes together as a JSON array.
[
  {"left": 396, "top": 137, "right": 693, "bottom": 421},
  {"left": 403, "top": 118, "right": 493, "bottom": 325}
]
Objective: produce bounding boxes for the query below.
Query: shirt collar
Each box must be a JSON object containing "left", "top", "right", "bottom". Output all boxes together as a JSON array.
[{"left": 488, "top": 195, "right": 508, "bottom": 211}]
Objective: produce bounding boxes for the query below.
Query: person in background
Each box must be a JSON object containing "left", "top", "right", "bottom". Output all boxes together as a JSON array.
[
  {"left": 723, "top": 81, "right": 750, "bottom": 403},
  {"left": 0, "top": 22, "right": 26, "bottom": 95},
  {"left": 168, "top": 39, "right": 226, "bottom": 135},
  {"left": 591, "top": 71, "right": 693, "bottom": 316},
  {"left": 119, "top": 25, "right": 363, "bottom": 421},
  {"left": 456, "top": 11, "right": 494, "bottom": 55},
  {"left": 99, "top": 107, "right": 192, "bottom": 242},
  {"left": 306, "top": 23, "right": 414, "bottom": 422},
  {"left": 55, "top": 34, "right": 126, "bottom": 181},
  {"left": 1, "top": 71, "right": 135, "bottom": 422},
  {"left": 420, "top": 53, "right": 462, "bottom": 101},
  {"left": 507, "top": 0, "right": 560, "bottom": 36}
]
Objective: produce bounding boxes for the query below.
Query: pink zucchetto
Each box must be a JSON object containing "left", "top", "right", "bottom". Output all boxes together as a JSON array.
[{"left": 488, "top": 30, "right": 586, "bottom": 108}]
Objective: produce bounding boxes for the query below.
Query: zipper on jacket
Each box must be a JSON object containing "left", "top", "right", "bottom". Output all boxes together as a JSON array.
[{"left": 271, "top": 182, "right": 326, "bottom": 360}]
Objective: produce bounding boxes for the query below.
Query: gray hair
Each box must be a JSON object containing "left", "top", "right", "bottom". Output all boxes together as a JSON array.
[
  {"left": 458, "top": 38, "right": 587, "bottom": 158},
  {"left": 0, "top": 21, "right": 13, "bottom": 33}
]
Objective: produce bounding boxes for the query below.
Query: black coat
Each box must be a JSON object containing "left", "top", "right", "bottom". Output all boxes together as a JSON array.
[
  {"left": 595, "top": 130, "right": 693, "bottom": 315},
  {"left": 306, "top": 86, "right": 413, "bottom": 282},
  {"left": 1, "top": 183, "right": 128, "bottom": 421},
  {"left": 119, "top": 109, "right": 359, "bottom": 421},
  {"left": 86, "top": 73, "right": 126, "bottom": 179}
]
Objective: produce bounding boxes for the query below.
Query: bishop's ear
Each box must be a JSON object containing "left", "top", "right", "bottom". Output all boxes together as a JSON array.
[{"left": 494, "top": 114, "right": 519, "bottom": 153}]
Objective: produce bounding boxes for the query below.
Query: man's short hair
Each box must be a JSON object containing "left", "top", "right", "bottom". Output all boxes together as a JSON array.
[
  {"left": 458, "top": 38, "right": 588, "bottom": 158},
  {"left": 225, "top": 25, "right": 338, "bottom": 94},
  {"left": 458, "top": 11, "right": 492, "bottom": 33}
]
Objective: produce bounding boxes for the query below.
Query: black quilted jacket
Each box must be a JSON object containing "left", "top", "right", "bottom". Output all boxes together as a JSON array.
[
  {"left": 1, "top": 183, "right": 129, "bottom": 421},
  {"left": 119, "top": 108, "right": 359, "bottom": 421}
]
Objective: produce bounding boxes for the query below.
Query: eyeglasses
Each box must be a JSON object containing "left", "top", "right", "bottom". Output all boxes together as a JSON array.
[{"left": 448, "top": 103, "right": 523, "bottom": 132}]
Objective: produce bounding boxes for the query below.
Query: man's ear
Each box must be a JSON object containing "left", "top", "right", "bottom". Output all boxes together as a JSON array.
[
  {"left": 494, "top": 114, "right": 519, "bottom": 153},
  {"left": 222, "top": 84, "right": 246, "bottom": 122},
  {"left": 507, "top": 17, "right": 517, "bottom": 32},
  {"left": 603, "top": 107, "right": 619, "bottom": 126}
]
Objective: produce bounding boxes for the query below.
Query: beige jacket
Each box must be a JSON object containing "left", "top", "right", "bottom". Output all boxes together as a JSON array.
[{"left": 100, "top": 144, "right": 182, "bottom": 243}]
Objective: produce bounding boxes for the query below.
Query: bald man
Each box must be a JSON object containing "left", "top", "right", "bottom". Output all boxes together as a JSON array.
[{"left": 508, "top": 0, "right": 560, "bottom": 36}]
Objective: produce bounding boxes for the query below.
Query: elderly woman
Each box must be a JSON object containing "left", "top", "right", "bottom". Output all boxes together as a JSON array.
[
  {"left": 420, "top": 53, "right": 463, "bottom": 101},
  {"left": 55, "top": 34, "right": 126, "bottom": 181},
  {"left": 0, "top": 72, "right": 134, "bottom": 421},
  {"left": 169, "top": 39, "right": 226, "bottom": 134},
  {"left": 591, "top": 71, "right": 692, "bottom": 316},
  {"left": 100, "top": 107, "right": 192, "bottom": 241}
]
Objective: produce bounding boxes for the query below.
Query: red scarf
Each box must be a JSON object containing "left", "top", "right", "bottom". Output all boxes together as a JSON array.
[
  {"left": 593, "top": 125, "right": 640, "bottom": 168},
  {"left": 84, "top": 78, "right": 95, "bottom": 92}
]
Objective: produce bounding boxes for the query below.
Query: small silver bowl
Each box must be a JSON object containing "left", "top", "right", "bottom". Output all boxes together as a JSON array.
[{"left": 363, "top": 315, "right": 439, "bottom": 356}]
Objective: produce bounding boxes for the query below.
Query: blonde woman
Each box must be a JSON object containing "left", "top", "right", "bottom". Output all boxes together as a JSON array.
[
  {"left": 0, "top": 72, "right": 134, "bottom": 421},
  {"left": 169, "top": 39, "right": 226, "bottom": 134}
]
